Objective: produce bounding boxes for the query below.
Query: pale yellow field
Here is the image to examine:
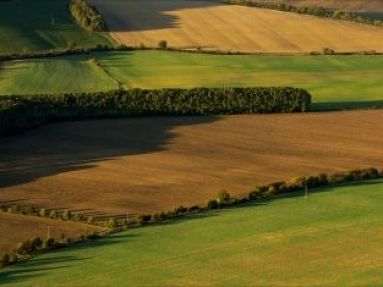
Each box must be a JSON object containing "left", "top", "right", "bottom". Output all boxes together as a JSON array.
[{"left": 91, "top": 0, "right": 383, "bottom": 53}]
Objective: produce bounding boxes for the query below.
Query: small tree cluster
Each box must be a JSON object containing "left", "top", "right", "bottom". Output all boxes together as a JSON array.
[{"left": 69, "top": 0, "right": 106, "bottom": 32}]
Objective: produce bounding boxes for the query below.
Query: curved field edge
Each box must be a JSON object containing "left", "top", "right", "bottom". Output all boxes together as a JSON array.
[
  {"left": 0, "top": 0, "right": 112, "bottom": 56},
  {"left": 1, "top": 180, "right": 383, "bottom": 286},
  {"left": 1, "top": 110, "right": 383, "bottom": 216}
]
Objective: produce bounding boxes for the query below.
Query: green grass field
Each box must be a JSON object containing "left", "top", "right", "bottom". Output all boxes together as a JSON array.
[
  {"left": 1, "top": 51, "right": 383, "bottom": 109},
  {"left": 0, "top": 0, "right": 111, "bottom": 55},
  {"left": 97, "top": 51, "right": 383, "bottom": 109},
  {"left": 2, "top": 180, "right": 383, "bottom": 286},
  {"left": 0, "top": 56, "right": 118, "bottom": 94}
]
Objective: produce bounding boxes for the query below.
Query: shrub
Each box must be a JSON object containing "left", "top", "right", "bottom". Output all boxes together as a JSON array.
[
  {"left": 158, "top": 40, "right": 168, "bottom": 49},
  {"left": 42, "top": 238, "right": 56, "bottom": 249},
  {"left": 105, "top": 217, "right": 117, "bottom": 228},
  {"left": 62, "top": 210, "right": 71, "bottom": 221},
  {"left": 49, "top": 210, "right": 57, "bottom": 219},
  {"left": 87, "top": 216, "right": 95, "bottom": 225},
  {"left": 207, "top": 199, "right": 219, "bottom": 210},
  {"left": 323, "top": 48, "right": 335, "bottom": 55},
  {"left": 0, "top": 254, "right": 10, "bottom": 268},
  {"left": 73, "top": 213, "right": 83, "bottom": 222},
  {"left": 217, "top": 190, "right": 231, "bottom": 204},
  {"left": 175, "top": 206, "right": 187, "bottom": 215},
  {"left": 38, "top": 208, "right": 46, "bottom": 217}
]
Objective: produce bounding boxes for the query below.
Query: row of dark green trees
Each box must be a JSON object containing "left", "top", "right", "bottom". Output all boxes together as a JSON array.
[
  {"left": 0, "top": 87, "right": 311, "bottom": 137},
  {"left": 69, "top": 0, "right": 105, "bottom": 31}
]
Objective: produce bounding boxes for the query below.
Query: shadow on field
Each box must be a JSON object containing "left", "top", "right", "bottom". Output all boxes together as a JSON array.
[
  {"left": 2, "top": 179, "right": 383, "bottom": 284},
  {"left": 0, "top": 116, "right": 219, "bottom": 191},
  {"left": 311, "top": 100, "right": 383, "bottom": 111},
  {"left": 0, "top": 0, "right": 87, "bottom": 53},
  {"left": 90, "top": 0, "right": 224, "bottom": 33},
  {"left": 0, "top": 234, "right": 138, "bottom": 285}
]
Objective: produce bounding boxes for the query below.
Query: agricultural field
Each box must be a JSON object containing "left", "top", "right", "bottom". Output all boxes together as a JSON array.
[
  {"left": 1, "top": 0, "right": 383, "bottom": 285},
  {"left": 91, "top": 0, "right": 383, "bottom": 53},
  {"left": 0, "top": 0, "right": 111, "bottom": 55},
  {"left": 0, "top": 213, "right": 101, "bottom": 255},
  {"left": 2, "top": 180, "right": 383, "bottom": 286},
  {"left": 97, "top": 51, "right": 383, "bottom": 109},
  {"left": 1, "top": 51, "right": 383, "bottom": 110},
  {"left": 1, "top": 110, "right": 383, "bottom": 216},
  {"left": 0, "top": 56, "right": 118, "bottom": 95},
  {"left": 255, "top": 0, "right": 383, "bottom": 13}
]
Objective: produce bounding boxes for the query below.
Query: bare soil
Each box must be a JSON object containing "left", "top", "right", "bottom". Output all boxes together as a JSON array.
[
  {"left": 0, "top": 213, "right": 101, "bottom": 255},
  {"left": 1, "top": 110, "right": 383, "bottom": 216}
]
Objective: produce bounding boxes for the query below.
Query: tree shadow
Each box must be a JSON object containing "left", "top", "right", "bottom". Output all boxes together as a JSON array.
[
  {"left": 0, "top": 233, "right": 140, "bottom": 284},
  {"left": 311, "top": 100, "right": 383, "bottom": 111},
  {"left": 0, "top": 116, "right": 219, "bottom": 194},
  {"left": 90, "top": 0, "right": 224, "bottom": 33}
]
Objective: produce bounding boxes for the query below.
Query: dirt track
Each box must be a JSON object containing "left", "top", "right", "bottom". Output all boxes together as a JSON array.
[
  {"left": 1, "top": 110, "right": 383, "bottom": 216},
  {"left": 91, "top": 0, "right": 383, "bottom": 53}
]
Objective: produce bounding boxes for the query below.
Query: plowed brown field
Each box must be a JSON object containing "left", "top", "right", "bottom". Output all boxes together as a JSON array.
[
  {"left": 0, "top": 213, "right": 101, "bottom": 255},
  {"left": 91, "top": 0, "right": 383, "bottom": 53},
  {"left": 1, "top": 110, "right": 383, "bottom": 216}
]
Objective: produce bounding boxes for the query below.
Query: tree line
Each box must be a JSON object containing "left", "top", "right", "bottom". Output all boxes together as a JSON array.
[
  {"left": 69, "top": 0, "right": 106, "bottom": 32},
  {"left": 0, "top": 87, "right": 311, "bottom": 137},
  {"left": 1, "top": 166, "right": 380, "bottom": 269}
]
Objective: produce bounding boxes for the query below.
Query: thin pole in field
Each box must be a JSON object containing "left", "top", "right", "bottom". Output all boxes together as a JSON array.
[{"left": 304, "top": 184, "right": 308, "bottom": 199}]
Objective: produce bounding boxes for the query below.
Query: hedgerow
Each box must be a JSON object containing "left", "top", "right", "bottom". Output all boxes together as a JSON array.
[{"left": 0, "top": 87, "right": 311, "bottom": 137}]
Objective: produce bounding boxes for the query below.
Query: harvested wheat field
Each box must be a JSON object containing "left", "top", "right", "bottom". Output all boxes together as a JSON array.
[
  {"left": 0, "top": 213, "right": 101, "bottom": 255},
  {"left": 1, "top": 110, "right": 383, "bottom": 216},
  {"left": 91, "top": 0, "right": 383, "bottom": 53}
]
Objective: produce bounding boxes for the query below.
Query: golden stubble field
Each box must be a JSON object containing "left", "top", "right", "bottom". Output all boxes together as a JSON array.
[
  {"left": 91, "top": 0, "right": 383, "bottom": 53},
  {"left": 1, "top": 110, "right": 383, "bottom": 216}
]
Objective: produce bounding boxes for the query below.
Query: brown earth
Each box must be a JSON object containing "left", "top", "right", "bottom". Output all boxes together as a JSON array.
[
  {"left": 1, "top": 110, "right": 383, "bottom": 216},
  {"left": 91, "top": 0, "right": 383, "bottom": 53},
  {"left": 0, "top": 213, "right": 102, "bottom": 255}
]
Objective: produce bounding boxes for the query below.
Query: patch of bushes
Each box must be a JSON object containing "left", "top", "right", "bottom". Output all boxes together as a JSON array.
[
  {"left": 0, "top": 87, "right": 311, "bottom": 137},
  {"left": 69, "top": 0, "right": 106, "bottom": 32}
]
